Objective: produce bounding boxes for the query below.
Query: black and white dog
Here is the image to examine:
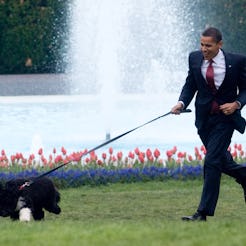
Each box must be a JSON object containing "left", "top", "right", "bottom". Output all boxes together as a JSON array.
[{"left": 0, "top": 177, "right": 61, "bottom": 222}]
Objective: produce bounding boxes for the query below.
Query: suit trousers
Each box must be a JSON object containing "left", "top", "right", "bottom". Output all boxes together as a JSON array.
[{"left": 197, "top": 114, "right": 246, "bottom": 216}]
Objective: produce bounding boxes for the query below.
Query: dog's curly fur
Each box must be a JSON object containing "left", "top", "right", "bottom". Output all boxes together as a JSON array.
[{"left": 0, "top": 177, "right": 61, "bottom": 221}]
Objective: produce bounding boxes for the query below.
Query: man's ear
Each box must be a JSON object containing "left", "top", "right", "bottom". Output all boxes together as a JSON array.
[{"left": 218, "top": 40, "right": 223, "bottom": 48}]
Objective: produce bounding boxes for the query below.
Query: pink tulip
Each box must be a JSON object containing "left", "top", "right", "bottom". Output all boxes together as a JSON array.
[
  {"left": 237, "top": 144, "right": 242, "bottom": 151},
  {"left": 134, "top": 147, "right": 140, "bottom": 155},
  {"left": 128, "top": 151, "right": 135, "bottom": 159},
  {"left": 232, "top": 150, "right": 237, "bottom": 158},
  {"left": 177, "top": 152, "right": 183, "bottom": 158},
  {"left": 61, "top": 147, "right": 67, "bottom": 155},
  {"left": 117, "top": 151, "right": 123, "bottom": 160},
  {"left": 166, "top": 150, "right": 173, "bottom": 158},
  {"left": 102, "top": 153, "right": 107, "bottom": 160},
  {"left": 146, "top": 148, "right": 152, "bottom": 158},
  {"left": 38, "top": 148, "right": 43, "bottom": 155},
  {"left": 138, "top": 154, "right": 145, "bottom": 164},
  {"left": 154, "top": 148, "right": 160, "bottom": 159},
  {"left": 109, "top": 147, "right": 113, "bottom": 155}
]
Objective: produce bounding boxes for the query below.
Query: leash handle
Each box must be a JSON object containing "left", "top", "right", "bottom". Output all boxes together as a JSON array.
[{"left": 181, "top": 109, "right": 192, "bottom": 113}]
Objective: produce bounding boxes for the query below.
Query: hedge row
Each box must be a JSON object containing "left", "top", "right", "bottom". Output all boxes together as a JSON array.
[
  {"left": 0, "top": 0, "right": 245, "bottom": 74},
  {"left": 190, "top": 0, "right": 246, "bottom": 54},
  {"left": 0, "top": 0, "right": 70, "bottom": 74}
]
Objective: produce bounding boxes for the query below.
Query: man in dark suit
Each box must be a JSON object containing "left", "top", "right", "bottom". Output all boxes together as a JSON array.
[{"left": 171, "top": 27, "right": 246, "bottom": 221}]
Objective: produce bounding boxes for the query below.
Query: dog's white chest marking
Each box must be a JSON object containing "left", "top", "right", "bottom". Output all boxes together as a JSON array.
[
  {"left": 19, "top": 208, "right": 32, "bottom": 222},
  {"left": 16, "top": 197, "right": 33, "bottom": 222}
]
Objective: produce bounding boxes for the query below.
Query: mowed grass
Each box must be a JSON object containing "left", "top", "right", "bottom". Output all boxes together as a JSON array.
[{"left": 0, "top": 177, "right": 246, "bottom": 246}]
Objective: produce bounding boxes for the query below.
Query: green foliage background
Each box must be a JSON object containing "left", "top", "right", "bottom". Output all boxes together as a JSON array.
[
  {"left": 0, "top": 0, "right": 245, "bottom": 74},
  {"left": 0, "top": 0, "right": 70, "bottom": 74}
]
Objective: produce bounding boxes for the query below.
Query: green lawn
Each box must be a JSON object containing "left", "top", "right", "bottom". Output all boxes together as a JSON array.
[{"left": 0, "top": 177, "right": 246, "bottom": 246}]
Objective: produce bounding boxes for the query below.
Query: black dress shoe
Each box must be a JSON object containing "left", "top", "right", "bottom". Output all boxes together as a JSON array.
[{"left": 182, "top": 212, "right": 206, "bottom": 221}]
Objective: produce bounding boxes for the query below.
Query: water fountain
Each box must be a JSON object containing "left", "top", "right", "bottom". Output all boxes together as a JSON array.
[
  {"left": 68, "top": 0, "right": 193, "bottom": 94},
  {"left": 0, "top": 1, "right": 245, "bottom": 157},
  {"left": 66, "top": 0, "right": 201, "bottom": 152}
]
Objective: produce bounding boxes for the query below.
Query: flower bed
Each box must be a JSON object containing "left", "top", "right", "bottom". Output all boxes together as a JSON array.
[{"left": 0, "top": 144, "right": 245, "bottom": 188}]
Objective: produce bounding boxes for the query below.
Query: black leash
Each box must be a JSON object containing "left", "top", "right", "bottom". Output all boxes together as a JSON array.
[{"left": 36, "top": 109, "right": 192, "bottom": 179}]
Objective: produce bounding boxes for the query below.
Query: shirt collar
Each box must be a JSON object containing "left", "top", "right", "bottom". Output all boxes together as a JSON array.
[{"left": 204, "top": 49, "right": 224, "bottom": 65}]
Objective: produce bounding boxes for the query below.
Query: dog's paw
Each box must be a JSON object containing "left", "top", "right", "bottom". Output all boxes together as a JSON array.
[{"left": 19, "top": 208, "right": 32, "bottom": 222}]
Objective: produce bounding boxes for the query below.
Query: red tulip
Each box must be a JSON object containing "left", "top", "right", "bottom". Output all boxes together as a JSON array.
[
  {"left": 109, "top": 147, "right": 113, "bottom": 155},
  {"left": 54, "top": 155, "right": 63, "bottom": 163},
  {"left": 90, "top": 151, "right": 97, "bottom": 161},
  {"left": 232, "top": 150, "right": 237, "bottom": 158},
  {"left": 29, "top": 154, "right": 35, "bottom": 160},
  {"left": 138, "top": 154, "right": 145, "bottom": 163},
  {"left": 128, "top": 151, "right": 135, "bottom": 159},
  {"left": 117, "top": 151, "right": 123, "bottom": 160},
  {"left": 102, "top": 153, "right": 107, "bottom": 160},
  {"left": 146, "top": 149, "right": 152, "bottom": 159},
  {"left": 134, "top": 147, "right": 140, "bottom": 155},
  {"left": 194, "top": 147, "right": 200, "bottom": 156},
  {"left": 166, "top": 150, "right": 173, "bottom": 158},
  {"left": 237, "top": 144, "right": 242, "bottom": 151},
  {"left": 154, "top": 148, "right": 160, "bottom": 159},
  {"left": 11, "top": 155, "right": 15, "bottom": 163},
  {"left": 61, "top": 146, "right": 67, "bottom": 155},
  {"left": 38, "top": 148, "right": 43, "bottom": 155},
  {"left": 177, "top": 152, "right": 185, "bottom": 158}
]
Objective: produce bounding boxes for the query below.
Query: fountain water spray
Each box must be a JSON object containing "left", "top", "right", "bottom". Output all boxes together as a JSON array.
[{"left": 67, "top": 0, "right": 196, "bottom": 145}]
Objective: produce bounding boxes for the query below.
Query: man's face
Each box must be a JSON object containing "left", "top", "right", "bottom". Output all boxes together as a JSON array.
[{"left": 200, "top": 36, "right": 222, "bottom": 60}]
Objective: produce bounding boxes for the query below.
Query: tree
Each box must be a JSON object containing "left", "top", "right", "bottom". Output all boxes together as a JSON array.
[{"left": 0, "top": 0, "right": 69, "bottom": 74}]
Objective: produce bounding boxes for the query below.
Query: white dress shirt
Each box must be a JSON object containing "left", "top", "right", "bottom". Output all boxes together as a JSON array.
[{"left": 201, "top": 49, "right": 226, "bottom": 90}]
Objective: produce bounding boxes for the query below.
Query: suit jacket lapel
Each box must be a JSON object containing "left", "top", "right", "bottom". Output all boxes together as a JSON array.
[
  {"left": 196, "top": 53, "right": 207, "bottom": 85},
  {"left": 223, "top": 51, "right": 233, "bottom": 81},
  {"left": 218, "top": 51, "right": 233, "bottom": 91}
]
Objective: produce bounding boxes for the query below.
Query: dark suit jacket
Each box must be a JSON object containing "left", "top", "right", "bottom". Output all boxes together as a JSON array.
[{"left": 178, "top": 50, "right": 246, "bottom": 133}]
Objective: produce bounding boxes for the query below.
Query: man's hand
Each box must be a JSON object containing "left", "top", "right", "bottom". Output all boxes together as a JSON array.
[
  {"left": 220, "top": 101, "right": 239, "bottom": 115},
  {"left": 171, "top": 102, "right": 184, "bottom": 115}
]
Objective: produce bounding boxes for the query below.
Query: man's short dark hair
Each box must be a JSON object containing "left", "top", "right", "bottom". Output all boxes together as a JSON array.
[{"left": 202, "top": 27, "right": 222, "bottom": 43}]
